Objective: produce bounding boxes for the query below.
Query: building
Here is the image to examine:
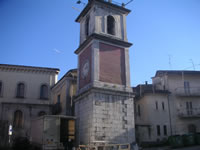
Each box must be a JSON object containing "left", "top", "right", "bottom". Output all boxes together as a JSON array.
[
  {"left": 74, "top": 0, "right": 135, "bottom": 146},
  {"left": 134, "top": 70, "right": 200, "bottom": 145},
  {"left": 134, "top": 83, "right": 170, "bottom": 145},
  {"left": 51, "top": 69, "right": 77, "bottom": 116},
  {"left": 0, "top": 64, "right": 59, "bottom": 145}
]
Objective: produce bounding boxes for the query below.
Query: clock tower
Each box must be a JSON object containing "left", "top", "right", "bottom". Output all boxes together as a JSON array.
[{"left": 74, "top": 0, "right": 135, "bottom": 146}]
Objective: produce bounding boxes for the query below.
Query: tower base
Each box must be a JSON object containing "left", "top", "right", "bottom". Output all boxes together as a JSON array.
[{"left": 75, "top": 87, "right": 135, "bottom": 146}]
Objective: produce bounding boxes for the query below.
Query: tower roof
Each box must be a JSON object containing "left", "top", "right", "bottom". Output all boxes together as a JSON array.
[{"left": 76, "top": 0, "right": 131, "bottom": 23}]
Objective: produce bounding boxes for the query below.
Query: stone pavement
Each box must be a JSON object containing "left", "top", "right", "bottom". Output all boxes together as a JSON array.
[{"left": 143, "top": 145, "right": 200, "bottom": 150}]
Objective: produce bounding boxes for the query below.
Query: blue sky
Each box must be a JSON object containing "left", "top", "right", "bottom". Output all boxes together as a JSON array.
[{"left": 1, "top": 0, "right": 200, "bottom": 86}]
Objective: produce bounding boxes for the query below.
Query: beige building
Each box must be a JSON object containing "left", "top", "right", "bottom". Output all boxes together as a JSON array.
[
  {"left": 51, "top": 69, "right": 77, "bottom": 116},
  {"left": 0, "top": 64, "right": 59, "bottom": 144},
  {"left": 134, "top": 84, "right": 170, "bottom": 145},
  {"left": 134, "top": 70, "right": 200, "bottom": 145}
]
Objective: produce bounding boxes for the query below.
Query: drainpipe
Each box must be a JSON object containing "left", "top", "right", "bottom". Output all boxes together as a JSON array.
[
  {"left": 1, "top": 103, "right": 3, "bottom": 122},
  {"left": 167, "top": 94, "right": 173, "bottom": 136}
]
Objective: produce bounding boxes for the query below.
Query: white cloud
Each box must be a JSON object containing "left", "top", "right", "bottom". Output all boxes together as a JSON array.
[{"left": 53, "top": 48, "right": 62, "bottom": 54}]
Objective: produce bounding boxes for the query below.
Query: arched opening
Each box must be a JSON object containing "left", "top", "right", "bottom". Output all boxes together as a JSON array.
[
  {"left": 40, "top": 84, "right": 48, "bottom": 99},
  {"left": 16, "top": 83, "right": 25, "bottom": 98},
  {"left": 13, "top": 110, "right": 23, "bottom": 128},
  {"left": 107, "top": 15, "right": 115, "bottom": 35}
]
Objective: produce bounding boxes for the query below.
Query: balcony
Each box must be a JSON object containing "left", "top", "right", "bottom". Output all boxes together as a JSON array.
[
  {"left": 52, "top": 102, "right": 62, "bottom": 115},
  {"left": 175, "top": 87, "right": 200, "bottom": 96},
  {"left": 178, "top": 108, "right": 200, "bottom": 118}
]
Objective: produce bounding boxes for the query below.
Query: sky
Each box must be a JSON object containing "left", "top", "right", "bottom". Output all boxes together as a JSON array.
[{"left": 0, "top": 0, "right": 200, "bottom": 86}]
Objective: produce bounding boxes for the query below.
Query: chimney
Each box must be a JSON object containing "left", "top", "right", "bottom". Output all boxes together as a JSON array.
[{"left": 145, "top": 81, "right": 148, "bottom": 85}]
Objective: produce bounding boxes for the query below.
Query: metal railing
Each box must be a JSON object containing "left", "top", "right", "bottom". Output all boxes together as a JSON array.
[
  {"left": 177, "top": 108, "right": 200, "bottom": 118},
  {"left": 175, "top": 87, "right": 200, "bottom": 96}
]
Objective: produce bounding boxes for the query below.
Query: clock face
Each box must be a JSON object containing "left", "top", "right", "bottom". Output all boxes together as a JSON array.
[{"left": 81, "top": 60, "right": 89, "bottom": 79}]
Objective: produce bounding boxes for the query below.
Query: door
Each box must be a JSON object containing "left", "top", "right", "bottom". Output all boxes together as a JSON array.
[{"left": 60, "top": 119, "right": 75, "bottom": 150}]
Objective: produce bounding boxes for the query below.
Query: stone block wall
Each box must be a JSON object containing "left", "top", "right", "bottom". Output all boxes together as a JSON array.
[
  {"left": 75, "top": 93, "right": 94, "bottom": 145},
  {"left": 75, "top": 90, "right": 135, "bottom": 145}
]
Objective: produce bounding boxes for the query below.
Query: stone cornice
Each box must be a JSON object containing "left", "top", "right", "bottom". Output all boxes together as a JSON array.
[
  {"left": 0, "top": 64, "right": 60, "bottom": 74},
  {"left": 75, "top": 86, "right": 135, "bottom": 102},
  {"left": 74, "top": 33, "right": 132, "bottom": 54},
  {"left": 1, "top": 102, "right": 52, "bottom": 106}
]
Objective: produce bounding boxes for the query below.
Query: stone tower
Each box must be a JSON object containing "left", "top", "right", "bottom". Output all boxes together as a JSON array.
[{"left": 74, "top": 0, "right": 135, "bottom": 145}]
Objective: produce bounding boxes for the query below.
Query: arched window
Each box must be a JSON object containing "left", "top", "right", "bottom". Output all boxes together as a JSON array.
[
  {"left": 38, "top": 111, "right": 46, "bottom": 117},
  {"left": 107, "top": 15, "right": 115, "bottom": 35},
  {"left": 16, "top": 83, "right": 25, "bottom": 98},
  {"left": 85, "top": 16, "right": 90, "bottom": 37},
  {"left": 0, "top": 81, "right": 2, "bottom": 97},
  {"left": 40, "top": 84, "right": 48, "bottom": 99},
  {"left": 13, "top": 110, "right": 23, "bottom": 128}
]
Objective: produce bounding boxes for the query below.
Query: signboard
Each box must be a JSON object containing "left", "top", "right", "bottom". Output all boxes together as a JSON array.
[{"left": 8, "top": 124, "right": 12, "bottom": 135}]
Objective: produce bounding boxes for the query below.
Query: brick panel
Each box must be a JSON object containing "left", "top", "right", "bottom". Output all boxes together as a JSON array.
[
  {"left": 79, "top": 45, "right": 92, "bottom": 89},
  {"left": 99, "top": 43, "right": 126, "bottom": 85}
]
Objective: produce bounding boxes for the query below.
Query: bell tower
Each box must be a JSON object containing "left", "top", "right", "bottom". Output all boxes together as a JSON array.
[{"left": 74, "top": 0, "right": 135, "bottom": 145}]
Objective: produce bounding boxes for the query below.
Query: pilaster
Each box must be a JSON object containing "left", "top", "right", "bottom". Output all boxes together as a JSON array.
[
  {"left": 91, "top": 40, "right": 100, "bottom": 82},
  {"left": 124, "top": 48, "right": 131, "bottom": 87}
]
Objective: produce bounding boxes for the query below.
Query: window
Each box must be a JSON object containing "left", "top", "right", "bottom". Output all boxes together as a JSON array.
[
  {"left": 163, "top": 125, "right": 167, "bottom": 136},
  {"left": 16, "top": 83, "right": 25, "bottom": 98},
  {"left": 0, "top": 81, "right": 2, "bottom": 96},
  {"left": 38, "top": 111, "right": 46, "bottom": 117},
  {"left": 57, "top": 94, "right": 60, "bottom": 103},
  {"left": 157, "top": 125, "right": 160, "bottom": 136},
  {"left": 186, "top": 101, "right": 193, "bottom": 115},
  {"left": 85, "top": 16, "right": 90, "bottom": 37},
  {"left": 162, "top": 102, "right": 165, "bottom": 110},
  {"left": 155, "top": 101, "right": 158, "bottom": 110},
  {"left": 40, "top": 84, "right": 48, "bottom": 99},
  {"left": 13, "top": 110, "right": 23, "bottom": 128},
  {"left": 138, "top": 105, "right": 141, "bottom": 117},
  {"left": 184, "top": 81, "right": 190, "bottom": 94},
  {"left": 188, "top": 124, "right": 196, "bottom": 133},
  {"left": 148, "top": 127, "right": 151, "bottom": 139},
  {"left": 107, "top": 15, "right": 115, "bottom": 35}
]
